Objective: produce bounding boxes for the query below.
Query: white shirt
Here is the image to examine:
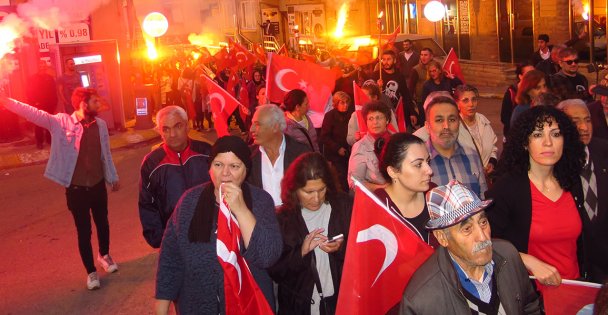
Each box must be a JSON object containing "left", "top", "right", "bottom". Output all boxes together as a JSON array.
[
  {"left": 260, "top": 136, "right": 286, "bottom": 206},
  {"left": 302, "top": 203, "right": 335, "bottom": 314},
  {"left": 540, "top": 48, "right": 551, "bottom": 60},
  {"left": 403, "top": 50, "right": 414, "bottom": 61}
]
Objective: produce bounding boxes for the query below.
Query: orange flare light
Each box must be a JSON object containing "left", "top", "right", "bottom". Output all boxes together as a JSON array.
[{"left": 334, "top": 2, "right": 349, "bottom": 38}]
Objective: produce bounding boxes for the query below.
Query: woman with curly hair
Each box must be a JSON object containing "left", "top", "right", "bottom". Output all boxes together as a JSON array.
[
  {"left": 269, "top": 152, "right": 352, "bottom": 315},
  {"left": 486, "top": 106, "right": 587, "bottom": 292}
]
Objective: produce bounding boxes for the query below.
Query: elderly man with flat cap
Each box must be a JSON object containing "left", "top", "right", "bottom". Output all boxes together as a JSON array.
[{"left": 400, "top": 181, "right": 540, "bottom": 315}]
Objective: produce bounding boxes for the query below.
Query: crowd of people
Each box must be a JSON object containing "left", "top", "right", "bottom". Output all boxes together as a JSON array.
[{"left": 2, "top": 34, "right": 608, "bottom": 314}]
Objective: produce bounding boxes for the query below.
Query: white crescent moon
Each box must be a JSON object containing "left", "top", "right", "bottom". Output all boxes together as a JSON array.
[
  {"left": 236, "top": 51, "right": 247, "bottom": 62},
  {"left": 209, "top": 92, "right": 226, "bottom": 113},
  {"left": 356, "top": 224, "right": 397, "bottom": 287},
  {"left": 275, "top": 69, "right": 296, "bottom": 92}
]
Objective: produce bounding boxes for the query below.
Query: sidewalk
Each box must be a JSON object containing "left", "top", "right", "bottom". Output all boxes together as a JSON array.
[
  {"left": 478, "top": 85, "right": 508, "bottom": 99},
  {"left": 0, "top": 119, "right": 161, "bottom": 170}
]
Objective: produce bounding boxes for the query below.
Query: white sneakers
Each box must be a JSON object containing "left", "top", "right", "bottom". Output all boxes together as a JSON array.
[
  {"left": 87, "top": 272, "right": 100, "bottom": 290},
  {"left": 97, "top": 254, "right": 118, "bottom": 273},
  {"left": 86, "top": 254, "right": 118, "bottom": 290}
]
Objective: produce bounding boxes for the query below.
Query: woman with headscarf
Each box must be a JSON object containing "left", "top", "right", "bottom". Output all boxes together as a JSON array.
[{"left": 155, "top": 136, "right": 282, "bottom": 314}]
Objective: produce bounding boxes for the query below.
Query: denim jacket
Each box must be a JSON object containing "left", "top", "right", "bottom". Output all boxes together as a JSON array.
[{"left": 5, "top": 99, "right": 119, "bottom": 187}]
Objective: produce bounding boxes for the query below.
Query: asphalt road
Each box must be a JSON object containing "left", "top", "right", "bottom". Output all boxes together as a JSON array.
[
  {"left": 0, "top": 97, "right": 504, "bottom": 314},
  {"left": 0, "top": 144, "right": 162, "bottom": 315}
]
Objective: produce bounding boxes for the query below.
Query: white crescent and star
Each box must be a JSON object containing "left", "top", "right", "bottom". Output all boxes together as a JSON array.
[
  {"left": 209, "top": 92, "right": 226, "bottom": 113},
  {"left": 356, "top": 224, "right": 398, "bottom": 287},
  {"left": 275, "top": 69, "right": 296, "bottom": 92}
]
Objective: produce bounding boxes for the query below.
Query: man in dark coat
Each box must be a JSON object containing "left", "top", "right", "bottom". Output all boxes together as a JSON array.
[{"left": 559, "top": 99, "right": 608, "bottom": 283}]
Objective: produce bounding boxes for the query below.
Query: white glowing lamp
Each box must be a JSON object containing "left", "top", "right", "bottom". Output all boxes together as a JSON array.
[
  {"left": 424, "top": 1, "right": 446, "bottom": 22},
  {"left": 142, "top": 12, "right": 169, "bottom": 38}
]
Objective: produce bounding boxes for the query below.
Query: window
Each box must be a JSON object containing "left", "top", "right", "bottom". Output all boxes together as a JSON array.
[{"left": 240, "top": 1, "right": 259, "bottom": 30}]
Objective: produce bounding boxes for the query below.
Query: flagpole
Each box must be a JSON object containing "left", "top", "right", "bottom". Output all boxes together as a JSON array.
[
  {"left": 377, "top": 11, "right": 384, "bottom": 82},
  {"left": 528, "top": 276, "right": 603, "bottom": 288}
]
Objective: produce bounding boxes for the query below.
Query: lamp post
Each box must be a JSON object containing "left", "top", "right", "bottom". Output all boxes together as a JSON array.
[
  {"left": 138, "top": 12, "right": 169, "bottom": 129},
  {"left": 424, "top": 1, "right": 445, "bottom": 43}
]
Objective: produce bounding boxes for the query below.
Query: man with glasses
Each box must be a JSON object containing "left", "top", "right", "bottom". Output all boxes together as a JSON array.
[{"left": 549, "top": 47, "right": 592, "bottom": 102}]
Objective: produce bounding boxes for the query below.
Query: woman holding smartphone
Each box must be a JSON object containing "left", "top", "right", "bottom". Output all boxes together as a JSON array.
[{"left": 269, "top": 152, "right": 352, "bottom": 315}]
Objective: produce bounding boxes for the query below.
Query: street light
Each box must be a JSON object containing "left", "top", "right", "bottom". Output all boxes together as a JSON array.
[
  {"left": 142, "top": 12, "right": 169, "bottom": 38},
  {"left": 424, "top": 1, "right": 445, "bottom": 42}
]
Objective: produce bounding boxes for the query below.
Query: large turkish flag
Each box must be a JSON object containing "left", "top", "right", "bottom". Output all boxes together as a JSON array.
[
  {"left": 203, "top": 75, "right": 240, "bottom": 137},
  {"left": 216, "top": 185, "right": 274, "bottom": 315},
  {"left": 336, "top": 179, "right": 434, "bottom": 315},
  {"left": 266, "top": 53, "right": 335, "bottom": 114}
]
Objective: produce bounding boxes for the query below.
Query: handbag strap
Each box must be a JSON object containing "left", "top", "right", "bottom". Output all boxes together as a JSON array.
[
  {"left": 310, "top": 253, "right": 324, "bottom": 299},
  {"left": 297, "top": 126, "right": 316, "bottom": 152}
]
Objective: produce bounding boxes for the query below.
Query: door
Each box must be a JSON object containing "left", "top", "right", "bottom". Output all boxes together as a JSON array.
[{"left": 498, "top": 0, "right": 533, "bottom": 62}]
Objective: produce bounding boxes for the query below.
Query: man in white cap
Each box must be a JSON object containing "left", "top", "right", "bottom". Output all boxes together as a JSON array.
[{"left": 400, "top": 181, "right": 539, "bottom": 315}]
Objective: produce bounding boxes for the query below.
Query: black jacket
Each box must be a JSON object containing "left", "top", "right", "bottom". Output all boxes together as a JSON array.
[
  {"left": 247, "top": 135, "right": 311, "bottom": 189},
  {"left": 269, "top": 193, "right": 353, "bottom": 315},
  {"left": 588, "top": 101, "right": 608, "bottom": 142},
  {"left": 138, "top": 140, "right": 211, "bottom": 248},
  {"left": 485, "top": 172, "right": 591, "bottom": 280},
  {"left": 401, "top": 240, "right": 540, "bottom": 315},
  {"left": 578, "top": 138, "right": 608, "bottom": 282}
]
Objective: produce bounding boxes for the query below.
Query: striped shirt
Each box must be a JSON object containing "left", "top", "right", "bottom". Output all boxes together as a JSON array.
[
  {"left": 426, "top": 140, "right": 487, "bottom": 198},
  {"left": 450, "top": 253, "right": 495, "bottom": 303}
]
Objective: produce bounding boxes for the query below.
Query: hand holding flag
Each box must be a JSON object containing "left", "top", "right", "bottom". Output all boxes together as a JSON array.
[{"left": 217, "top": 183, "right": 274, "bottom": 315}]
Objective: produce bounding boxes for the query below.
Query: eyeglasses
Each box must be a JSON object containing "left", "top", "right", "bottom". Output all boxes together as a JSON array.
[{"left": 563, "top": 59, "right": 580, "bottom": 65}]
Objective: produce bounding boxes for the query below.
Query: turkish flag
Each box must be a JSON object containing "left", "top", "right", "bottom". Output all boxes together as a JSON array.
[
  {"left": 214, "top": 47, "right": 237, "bottom": 73},
  {"left": 203, "top": 75, "right": 240, "bottom": 137},
  {"left": 266, "top": 53, "right": 335, "bottom": 114},
  {"left": 217, "top": 186, "right": 274, "bottom": 315},
  {"left": 395, "top": 97, "right": 407, "bottom": 132},
  {"left": 252, "top": 43, "right": 267, "bottom": 64},
  {"left": 226, "top": 69, "right": 240, "bottom": 97},
  {"left": 299, "top": 52, "right": 316, "bottom": 63},
  {"left": 442, "top": 48, "right": 465, "bottom": 84},
  {"left": 229, "top": 39, "right": 256, "bottom": 70},
  {"left": 543, "top": 281, "right": 600, "bottom": 315},
  {"left": 333, "top": 48, "right": 375, "bottom": 66},
  {"left": 352, "top": 81, "right": 370, "bottom": 133},
  {"left": 336, "top": 179, "right": 434, "bottom": 315},
  {"left": 380, "top": 26, "right": 401, "bottom": 50}
]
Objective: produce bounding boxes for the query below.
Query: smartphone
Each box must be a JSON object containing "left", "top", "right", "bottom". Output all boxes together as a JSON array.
[{"left": 326, "top": 234, "right": 344, "bottom": 243}]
